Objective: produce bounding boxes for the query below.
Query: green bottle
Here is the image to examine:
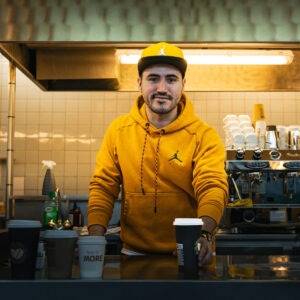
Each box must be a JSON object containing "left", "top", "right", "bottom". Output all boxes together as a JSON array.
[{"left": 43, "top": 191, "right": 58, "bottom": 228}]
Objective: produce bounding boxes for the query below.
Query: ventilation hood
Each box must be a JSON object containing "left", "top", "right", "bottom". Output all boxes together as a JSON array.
[{"left": 0, "top": 43, "right": 121, "bottom": 91}]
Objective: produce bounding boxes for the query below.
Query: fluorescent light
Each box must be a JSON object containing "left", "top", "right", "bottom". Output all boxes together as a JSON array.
[
  {"left": 117, "top": 49, "right": 294, "bottom": 65},
  {"left": 119, "top": 54, "right": 140, "bottom": 64}
]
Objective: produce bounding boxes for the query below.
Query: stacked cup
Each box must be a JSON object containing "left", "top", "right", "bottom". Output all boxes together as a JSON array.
[{"left": 223, "top": 114, "right": 257, "bottom": 149}]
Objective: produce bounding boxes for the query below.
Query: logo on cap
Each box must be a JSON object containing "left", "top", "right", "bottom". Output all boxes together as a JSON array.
[{"left": 159, "top": 47, "right": 166, "bottom": 56}]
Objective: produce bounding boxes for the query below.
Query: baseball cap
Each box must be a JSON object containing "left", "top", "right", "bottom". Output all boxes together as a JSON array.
[{"left": 138, "top": 42, "right": 187, "bottom": 77}]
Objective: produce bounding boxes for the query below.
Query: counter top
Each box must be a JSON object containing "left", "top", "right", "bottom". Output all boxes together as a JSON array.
[{"left": 1, "top": 254, "right": 300, "bottom": 300}]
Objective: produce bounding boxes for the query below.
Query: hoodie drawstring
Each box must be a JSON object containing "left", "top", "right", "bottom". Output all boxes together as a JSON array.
[
  {"left": 153, "top": 129, "right": 164, "bottom": 213},
  {"left": 140, "top": 123, "right": 150, "bottom": 195},
  {"left": 140, "top": 125, "right": 164, "bottom": 214}
]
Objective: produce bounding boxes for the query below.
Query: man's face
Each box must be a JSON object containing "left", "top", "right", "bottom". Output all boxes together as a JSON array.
[{"left": 138, "top": 64, "right": 185, "bottom": 115}]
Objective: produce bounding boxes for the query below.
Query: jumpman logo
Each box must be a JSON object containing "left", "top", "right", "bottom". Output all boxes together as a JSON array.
[
  {"left": 169, "top": 150, "right": 182, "bottom": 163},
  {"left": 159, "top": 47, "right": 166, "bottom": 56}
]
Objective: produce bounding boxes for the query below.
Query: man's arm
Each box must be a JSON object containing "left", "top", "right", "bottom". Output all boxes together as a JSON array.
[
  {"left": 192, "top": 128, "right": 228, "bottom": 266},
  {"left": 88, "top": 120, "right": 122, "bottom": 232}
]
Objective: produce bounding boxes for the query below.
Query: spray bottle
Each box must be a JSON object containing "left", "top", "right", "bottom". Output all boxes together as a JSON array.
[{"left": 41, "top": 160, "right": 56, "bottom": 196}]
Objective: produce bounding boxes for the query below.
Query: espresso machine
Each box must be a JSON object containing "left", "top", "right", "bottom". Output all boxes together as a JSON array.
[{"left": 217, "top": 148, "right": 300, "bottom": 254}]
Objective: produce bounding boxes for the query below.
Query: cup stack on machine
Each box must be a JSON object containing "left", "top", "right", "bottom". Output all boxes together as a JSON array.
[{"left": 223, "top": 114, "right": 257, "bottom": 150}]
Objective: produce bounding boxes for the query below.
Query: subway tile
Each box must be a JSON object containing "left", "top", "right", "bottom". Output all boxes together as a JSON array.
[
  {"left": 77, "top": 176, "right": 90, "bottom": 190},
  {"left": 283, "top": 113, "right": 297, "bottom": 125},
  {"left": 64, "top": 176, "right": 77, "bottom": 189},
  {"left": 283, "top": 99, "right": 296, "bottom": 113},
  {"left": 54, "top": 164, "right": 65, "bottom": 176},
  {"left": 39, "top": 138, "right": 53, "bottom": 151},
  {"left": 25, "top": 164, "right": 39, "bottom": 176},
  {"left": 52, "top": 138, "right": 65, "bottom": 150},
  {"left": 104, "top": 97, "right": 117, "bottom": 113},
  {"left": 66, "top": 99, "right": 79, "bottom": 112},
  {"left": 40, "top": 99, "right": 53, "bottom": 112},
  {"left": 77, "top": 140, "right": 91, "bottom": 151},
  {"left": 78, "top": 99, "right": 91, "bottom": 112},
  {"left": 14, "top": 150, "right": 26, "bottom": 163},
  {"left": 15, "top": 112, "right": 26, "bottom": 124},
  {"left": 78, "top": 164, "right": 92, "bottom": 177},
  {"left": 206, "top": 99, "right": 219, "bottom": 111},
  {"left": 14, "top": 137, "right": 26, "bottom": 151},
  {"left": 39, "top": 124, "right": 52, "bottom": 137},
  {"left": 65, "top": 138, "right": 78, "bottom": 151},
  {"left": 220, "top": 99, "right": 233, "bottom": 113},
  {"left": 39, "top": 152, "right": 53, "bottom": 167},
  {"left": 66, "top": 112, "right": 78, "bottom": 124},
  {"left": 52, "top": 151, "right": 65, "bottom": 164},
  {"left": 16, "top": 100, "right": 26, "bottom": 112},
  {"left": 77, "top": 151, "right": 91, "bottom": 163},
  {"left": 39, "top": 112, "right": 53, "bottom": 124},
  {"left": 65, "top": 125, "right": 78, "bottom": 137},
  {"left": 26, "top": 124, "right": 39, "bottom": 136},
  {"left": 26, "top": 99, "right": 40, "bottom": 112},
  {"left": 26, "top": 112, "right": 39, "bottom": 125},
  {"left": 26, "top": 138, "right": 39, "bottom": 150},
  {"left": 64, "top": 164, "right": 78, "bottom": 176},
  {"left": 52, "top": 112, "right": 66, "bottom": 125},
  {"left": 53, "top": 98, "right": 66, "bottom": 112},
  {"left": 14, "top": 164, "right": 25, "bottom": 176},
  {"left": 78, "top": 113, "right": 91, "bottom": 125},
  {"left": 25, "top": 150, "right": 39, "bottom": 163},
  {"left": 117, "top": 99, "right": 131, "bottom": 113},
  {"left": 65, "top": 151, "right": 78, "bottom": 163},
  {"left": 24, "top": 189, "right": 38, "bottom": 195},
  {"left": 269, "top": 112, "right": 283, "bottom": 125},
  {"left": 231, "top": 99, "right": 246, "bottom": 113},
  {"left": 24, "top": 176, "right": 38, "bottom": 190},
  {"left": 270, "top": 99, "right": 284, "bottom": 113}
]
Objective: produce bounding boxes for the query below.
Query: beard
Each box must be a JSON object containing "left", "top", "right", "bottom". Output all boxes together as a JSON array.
[{"left": 145, "top": 93, "right": 178, "bottom": 115}]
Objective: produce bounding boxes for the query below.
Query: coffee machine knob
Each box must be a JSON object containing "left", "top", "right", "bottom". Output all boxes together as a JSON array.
[
  {"left": 253, "top": 148, "right": 262, "bottom": 160},
  {"left": 269, "top": 149, "right": 281, "bottom": 160},
  {"left": 243, "top": 209, "right": 256, "bottom": 223},
  {"left": 236, "top": 148, "right": 245, "bottom": 160}
]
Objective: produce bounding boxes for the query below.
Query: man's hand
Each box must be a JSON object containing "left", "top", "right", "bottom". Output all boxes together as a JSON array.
[
  {"left": 88, "top": 224, "right": 106, "bottom": 236},
  {"left": 196, "top": 236, "right": 214, "bottom": 267}
]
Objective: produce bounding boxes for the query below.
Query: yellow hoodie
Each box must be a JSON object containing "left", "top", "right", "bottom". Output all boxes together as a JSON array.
[{"left": 88, "top": 94, "right": 228, "bottom": 254}]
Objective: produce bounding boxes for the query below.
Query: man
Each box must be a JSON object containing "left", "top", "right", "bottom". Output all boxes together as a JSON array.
[{"left": 88, "top": 42, "right": 228, "bottom": 266}]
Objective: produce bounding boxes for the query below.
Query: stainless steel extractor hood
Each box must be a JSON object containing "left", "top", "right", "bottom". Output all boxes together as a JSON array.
[{"left": 0, "top": 43, "right": 120, "bottom": 91}]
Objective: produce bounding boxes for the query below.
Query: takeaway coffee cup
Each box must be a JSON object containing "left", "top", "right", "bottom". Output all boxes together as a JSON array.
[
  {"left": 173, "top": 218, "right": 203, "bottom": 278},
  {"left": 44, "top": 230, "right": 78, "bottom": 279},
  {"left": 78, "top": 235, "right": 106, "bottom": 279},
  {"left": 7, "top": 219, "right": 42, "bottom": 279}
]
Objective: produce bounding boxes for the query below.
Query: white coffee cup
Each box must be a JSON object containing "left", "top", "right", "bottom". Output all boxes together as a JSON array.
[
  {"left": 78, "top": 236, "right": 106, "bottom": 279},
  {"left": 223, "top": 114, "right": 238, "bottom": 124}
]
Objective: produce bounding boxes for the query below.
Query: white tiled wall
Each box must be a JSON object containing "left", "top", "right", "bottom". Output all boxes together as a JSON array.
[{"left": 0, "top": 54, "right": 300, "bottom": 197}]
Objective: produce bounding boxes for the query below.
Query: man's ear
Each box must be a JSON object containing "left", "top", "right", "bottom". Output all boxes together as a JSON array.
[
  {"left": 182, "top": 77, "right": 186, "bottom": 90},
  {"left": 137, "top": 77, "right": 142, "bottom": 92}
]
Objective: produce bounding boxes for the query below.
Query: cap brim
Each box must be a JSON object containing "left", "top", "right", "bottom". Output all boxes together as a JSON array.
[{"left": 138, "top": 56, "right": 187, "bottom": 77}]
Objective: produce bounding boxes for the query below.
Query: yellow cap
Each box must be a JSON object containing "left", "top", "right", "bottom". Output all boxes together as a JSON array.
[
  {"left": 141, "top": 42, "right": 185, "bottom": 59},
  {"left": 138, "top": 42, "right": 187, "bottom": 77}
]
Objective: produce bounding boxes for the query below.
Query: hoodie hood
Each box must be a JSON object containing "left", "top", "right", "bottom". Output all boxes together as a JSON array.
[{"left": 129, "top": 93, "right": 201, "bottom": 133}]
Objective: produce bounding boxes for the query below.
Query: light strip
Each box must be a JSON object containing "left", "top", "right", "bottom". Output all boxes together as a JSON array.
[{"left": 117, "top": 50, "right": 294, "bottom": 65}]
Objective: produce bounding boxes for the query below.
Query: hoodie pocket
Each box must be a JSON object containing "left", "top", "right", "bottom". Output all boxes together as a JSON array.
[{"left": 121, "top": 192, "right": 197, "bottom": 252}]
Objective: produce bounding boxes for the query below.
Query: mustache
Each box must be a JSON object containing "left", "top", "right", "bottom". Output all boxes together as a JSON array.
[{"left": 151, "top": 93, "right": 172, "bottom": 100}]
